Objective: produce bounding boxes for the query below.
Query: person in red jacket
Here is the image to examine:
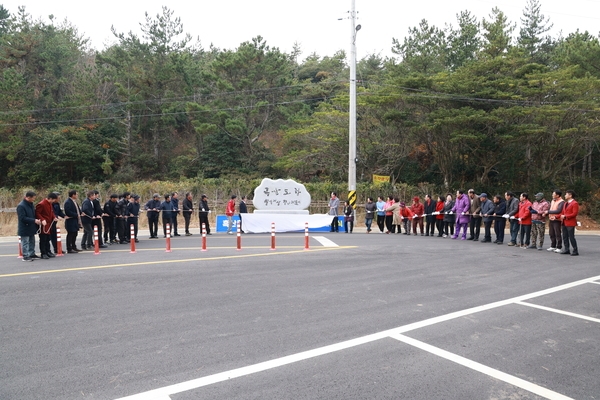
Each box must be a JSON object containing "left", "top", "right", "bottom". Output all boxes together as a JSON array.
[
  {"left": 399, "top": 202, "right": 414, "bottom": 235},
  {"left": 434, "top": 195, "right": 445, "bottom": 237},
  {"left": 513, "top": 192, "right": 532, "bottom": 249},
  {"left": 410, "top": 196, "right": 424, "bottom": 236},
  {"left": 226, "top": 195, "right": 236, "bottom": 235},
  {"left": 560, "top": 190, "right": 579, "bottom": 256},
  {"left": 35, "top": 192, "right": 59, "bottom": 259}
]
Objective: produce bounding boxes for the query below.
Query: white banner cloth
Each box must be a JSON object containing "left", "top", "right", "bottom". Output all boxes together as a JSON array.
[{"left": 242, "top": 213, "right": 333, "bottom": 233}]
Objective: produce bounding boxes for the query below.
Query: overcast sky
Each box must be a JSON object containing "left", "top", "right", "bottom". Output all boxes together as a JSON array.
[{"left": 3, "top": 0, "right": 600, "bottom": 60}]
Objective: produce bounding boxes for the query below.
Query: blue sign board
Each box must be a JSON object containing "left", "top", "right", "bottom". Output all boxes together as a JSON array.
[{"left": 215, "top": 215, "right": 340, "bottom": 233}]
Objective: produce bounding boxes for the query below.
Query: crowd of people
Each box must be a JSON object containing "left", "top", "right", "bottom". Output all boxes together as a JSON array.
[
  {"left": 15, "top": 188, "right": 582, "bottom": 262},
  {"left": 329, "top": 189, "right": 581, "bottom": 256},
  {"left": 16, "top": 190, "right": 249, "bottom": 262}
]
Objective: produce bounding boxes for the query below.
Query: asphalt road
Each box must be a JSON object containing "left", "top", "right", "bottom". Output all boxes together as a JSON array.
[{"left": 0, "top": 230, "right": 599, "bottom": 399}]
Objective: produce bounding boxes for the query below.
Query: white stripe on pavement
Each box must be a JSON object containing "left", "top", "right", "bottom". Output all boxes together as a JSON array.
[
  {"left": 115, "top": 273, "right": 600, "bottom": 400},
  {"left": 515, "top": 301, "right": 600, "bottom": 324},
  {"left": 312, "top": 236, "right": 339, "bottom": 247},
  {"left": 391, "top": 333, "right": 574, "bottom": 400}
]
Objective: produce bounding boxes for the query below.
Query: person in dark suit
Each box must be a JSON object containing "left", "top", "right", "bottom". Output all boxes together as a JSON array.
[
  {"left": 115, "top": 192, "right": 131, "bottom": 244},
  {"left": 160, "top": 194, "right": 175, "bottom": 238},
  {"left": 171, "top": 192, "right": 180, "bottom": 236},
  {"left": 80, "top": 190, "right": 96, "bottom": 250},
  {"left": 239, "top": 195, "right": 248, "bottom": 233},
  {"left": 127, "top": 195, "right": 141, "bottom": 242},
  {"left": 198, "top": 194, "right": 211, "bottom": 235},
  {"left": 145, "top": 194, "right": 161, "bottom": 239},
  {"left": 51, "top": 193, "right": 66, "bottom": 254},
  {"left": 92, "top": 190, "right": 107, "bottom": 248},
  {"left": 17, "top": 191, "right": 42, "bottom": 261},
  {"left": 103, "top": 194, "right": 119, "bottom": 244},
  {"left": 182, "top": 192, "right": 193, "bottom": 236},
  {"left": 63, "top": 190, "right": 82, "bottom": 253}
]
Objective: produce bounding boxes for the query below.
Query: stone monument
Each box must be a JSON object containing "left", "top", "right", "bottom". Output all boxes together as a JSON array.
[{"left": 252, "top": 178, "right": 311, "bottom": 214}]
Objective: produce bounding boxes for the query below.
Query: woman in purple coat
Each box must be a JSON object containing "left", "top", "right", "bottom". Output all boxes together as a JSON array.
[{"left": 451, "top": 189, "right": 471, "bottom": 240}]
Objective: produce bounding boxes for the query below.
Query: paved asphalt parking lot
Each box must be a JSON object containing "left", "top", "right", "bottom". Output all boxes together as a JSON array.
[{"left": 0, "top": 229, "right": 599, "bottom": 399}]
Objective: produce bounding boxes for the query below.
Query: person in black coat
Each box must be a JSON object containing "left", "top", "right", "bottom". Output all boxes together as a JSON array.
[
  {"left": 103, "top": 194, "right": 119, "bottom": 244},
  {"left": 182, "top": 192, "right": 194, "bottom": 236},
  {"left": 63, "top": 189, "right": 82, "bottom": 253},
  {"left": 145, "top": 194, "right": 161, "bottom": 239},
  {"left": 92, "top": 190, "right": 107, "bottom": 248},
  {"left": 171, "top": 192, "right": 180, "bottom": 236},
  {"left": 160, "top": 194, "right": 175, "bottom": 237},
  {"left": 115, "top": 192, "right": 131, "bottom": 244},
  {"left": 424, "top": 194, "right": 437, "bottom": 237},
  {"left": 343, "top": 201, "right": 354, "bottom": 233},
  {"left": 127, "top": 195, "right": 141, "bottom": 242},
  {"left": 492, "top": 195, "right": 507, "bottom": 244},
  {"left": 198, "top": 194, "right": 211, "bottom": 235},
  {"left": 80, "top": 190, "right": 96, "bottom": 250},
  {"left": 239, "top": 195, "right": 248, "bottom": 233},
  {"left": 17, "top": 191, "right": 42, "bottom": 261}
]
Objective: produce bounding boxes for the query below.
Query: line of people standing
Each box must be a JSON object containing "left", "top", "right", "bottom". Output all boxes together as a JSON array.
[{"left": 363, "top": 189, "right": 580, "bottom": 255}]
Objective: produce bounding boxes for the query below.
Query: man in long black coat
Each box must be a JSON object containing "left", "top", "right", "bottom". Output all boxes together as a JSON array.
[
  {"left": 17, "top": 191, "right": 41, "bottom": 261},
  {"left": 198, "top": 194, "right": 211, "bottom": 235},
  {"left": 63, "top": 189, "right": 82, "bottom": 253}
]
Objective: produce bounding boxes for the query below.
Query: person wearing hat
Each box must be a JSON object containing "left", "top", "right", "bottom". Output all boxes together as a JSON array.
[
  {"left": 529, "top": 192, "right": 549, "bottom": 250},
  {"left": 479, "top": 193, "right": 495, "bottom": 243},
  {"left": 199, "top": 194, "right": 211, "bottom": 235},
  {"left": 410, "top": 196, "right": 424, "bottom": 235},
  {"left": 144, "top": 193, "right": 161, "bottom": 239}
]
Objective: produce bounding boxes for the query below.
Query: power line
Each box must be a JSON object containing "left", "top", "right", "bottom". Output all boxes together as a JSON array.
[
  {"left": 0, "top": 81, "right": 598, "bottom": 128},
  {"left": 0, "top": 81, "right": 347, "bottom": 117}
]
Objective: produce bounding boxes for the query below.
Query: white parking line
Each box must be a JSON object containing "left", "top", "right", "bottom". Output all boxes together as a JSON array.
[
  {"left": 391, "top": 333, "right": 574, "bottom": 400},
  {"left": 115, "top": 273, "right": 600, "bottom": 400},
  {"left": 312, "top": 236, "right": 339, "bottom": 247},
  {"left": 515, "top": 301, "right": 600, "bottom": 324},
  {"left": 589, "top": 281, "right": 600, "bottom": 285}
]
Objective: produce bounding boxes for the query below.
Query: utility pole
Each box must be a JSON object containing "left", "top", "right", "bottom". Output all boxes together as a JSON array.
[{"left": 348, "top": 0, "right": 359, "bottom": 210}]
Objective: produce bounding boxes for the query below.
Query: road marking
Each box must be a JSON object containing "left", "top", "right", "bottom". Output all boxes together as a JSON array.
[
  {"left": 0, "top": 247, "right": 356, "bottom": 279},
  {"left": 515, "top": 301, "right": 600, "bottom": 324},
  {"left": 391, "top": 333, "right": 573, "bottom": 400},
  {"left": 589, "top": 281, "right": 600, "bottom": 285},
  {"left": 114, "top": 273, "right": 600, "bottom": 399},
  {"left": 312, "top": 236, "right": 339, "bottom": 247},
  {"left": 0, "top": 245, "right": 331, "bottom": 258}
]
